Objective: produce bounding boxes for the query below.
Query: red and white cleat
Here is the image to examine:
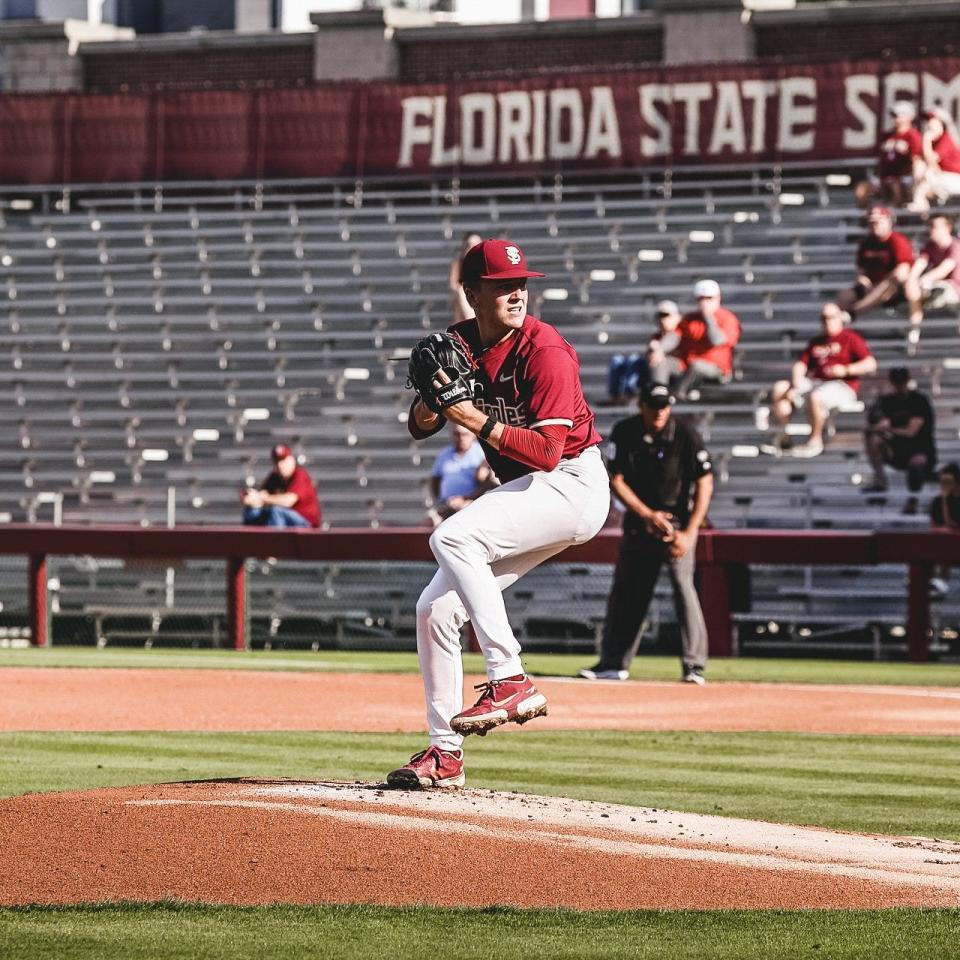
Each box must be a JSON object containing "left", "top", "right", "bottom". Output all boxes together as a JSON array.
[
  {"left": 386, "top": 746, "right": 465, "bottom": 790},
  {"left": 451, "top": 675, "right": 548, "bottom": 736}
]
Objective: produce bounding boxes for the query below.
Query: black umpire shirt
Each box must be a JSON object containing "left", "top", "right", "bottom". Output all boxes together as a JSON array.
[{"left": 607, "top": 414, "right": 713, "bottom": 536}]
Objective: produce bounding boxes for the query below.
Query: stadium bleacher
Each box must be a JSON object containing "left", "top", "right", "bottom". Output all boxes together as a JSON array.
[{"left": 2, "top": 163, "right": 959, "bottom": 655}]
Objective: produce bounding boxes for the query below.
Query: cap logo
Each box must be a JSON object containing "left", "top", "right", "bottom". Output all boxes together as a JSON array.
[{"left": 505, "top": 245, "right": 521, "bottom": 265}]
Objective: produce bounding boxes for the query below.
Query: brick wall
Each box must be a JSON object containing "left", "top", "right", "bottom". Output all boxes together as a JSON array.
[
  {"left": 82, "top": 43, "right": 314, "bottom": 92},
  {"left": 755, "top": 15, "right": 960, "bottom": 62},
  {"left": 396, "top": 28, "right": 663, "bottom": 82}
]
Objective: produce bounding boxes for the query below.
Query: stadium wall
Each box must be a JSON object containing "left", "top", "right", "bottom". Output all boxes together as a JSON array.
[
  {"left": 1, "top": 55, "right": 959, "bottom": 183},
  {"left": 7, "top": 524, "right": 956, "bottom": 660}
]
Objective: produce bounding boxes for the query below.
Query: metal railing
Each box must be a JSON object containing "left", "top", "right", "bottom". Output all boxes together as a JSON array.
[{"left": 4, "top": 524, "right": 960, "bottom": 661}]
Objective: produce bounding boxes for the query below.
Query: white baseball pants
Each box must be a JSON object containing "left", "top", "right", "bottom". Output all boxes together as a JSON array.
[{"left": 416, "top": 445, "right": 610, "bottom": 750}]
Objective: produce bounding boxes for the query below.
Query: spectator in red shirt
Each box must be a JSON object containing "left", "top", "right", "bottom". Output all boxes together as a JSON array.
[
  {"left": 910, "top": 107, "right": 960, "bottom": 213},
  {"left": 648, "top": 279, "right": 741, "bottom": 400},
  {"left": 855, "top": 100, "right": 922, "bottom": 209},
  {"left": 764, "top": 302, "right": 877, "bottom": 458},
  {"left": 241, "top": 443, "right": 321, "bottom": 528},
  {"left": 905, "top": 214, "right": 960, "bottom": 338},
  {"left": 838, "top": 206, "right": 914, "bottom": 319}
]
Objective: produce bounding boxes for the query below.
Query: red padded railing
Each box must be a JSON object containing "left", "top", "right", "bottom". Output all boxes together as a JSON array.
[{"left": 5, "top": 524, "right": 959, "bottom": 661}]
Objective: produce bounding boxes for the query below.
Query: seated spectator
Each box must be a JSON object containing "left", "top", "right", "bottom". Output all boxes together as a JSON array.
[
  {"left": 765, "top": 302, "right": 877, "bottom": 458},
  {"left": 929, "top": 463, "right": 960, "bottom": 597},
  {"left": 426, "top": 424, "right": 495, "bottom": 528},
  {"left": 905, "top": 214, "right": 960, "bottom": 341},
  {"left": 450, "top": 232, "right": 483, "bottom": 324},
  {"left": 241, "top": 444, "right": 321, "bottom": 528},
  {"left": 603, "top": 299, "right": 681, "bottom": 406},
  {"left": 855, "top": 100, "right": 922, "bottom": 209},
  {"left": 837, "top": 206, "right": 914, "bottom": 319},
  {"left": 909, "top": 108, "right": 960, "bottom": 213},
  {"left": 863, "top": 367, "right": 936, "bottom": 514},
  {"left": 648, "top": 280, "right": 741, "bottom": 400}
]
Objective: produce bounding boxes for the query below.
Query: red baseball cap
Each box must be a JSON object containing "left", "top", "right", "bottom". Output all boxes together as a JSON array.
[
  {"left": 461, "top": 239, "right": 546, "bottom": 283},
  {"left": 869, "top": 205, "right": 893, "bottom": 219},
  {"left": 271, "top": 443, "right": 293, "bottom": 461}
]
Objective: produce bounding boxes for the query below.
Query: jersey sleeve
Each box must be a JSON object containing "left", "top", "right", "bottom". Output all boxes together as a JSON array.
[
  {"left": 287, "top": 471, "right": 313, "bottom": 504},
  {"left": 521, "top": 346, "right": 579, "bottom": 429},
  {"left": 911, "top": 393, "right": 934, "bottom": 423},
  {"left": 848, "top": 331, "right": 872, "bottom": 361},
  {"left": 722, "top": 311, "right": 741, "bottom": 348},
  {"left": 687, "top": 426, "right": 714, "bottom": 478},
  {"left": 892, "top": 232, "right": 915, "bottom": 265}
]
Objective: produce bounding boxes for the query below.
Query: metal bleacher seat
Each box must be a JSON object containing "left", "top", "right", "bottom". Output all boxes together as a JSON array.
[{"left": 2, "top": 165, "right": 959, "bottom": 651}]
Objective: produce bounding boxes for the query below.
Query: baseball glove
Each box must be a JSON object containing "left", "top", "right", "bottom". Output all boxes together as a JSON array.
[{"left": 407, "top": 331, "right": 477, "bottom": 414}]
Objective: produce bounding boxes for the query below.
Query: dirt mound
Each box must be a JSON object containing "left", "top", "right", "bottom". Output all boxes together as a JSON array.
[{"left": 2, "top": 780, "right": 959, "bottom": 910}]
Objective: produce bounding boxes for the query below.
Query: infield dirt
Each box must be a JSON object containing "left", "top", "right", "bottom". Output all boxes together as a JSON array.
[{"left": 5, "top": 667, "right": 959, "bottom": 911}]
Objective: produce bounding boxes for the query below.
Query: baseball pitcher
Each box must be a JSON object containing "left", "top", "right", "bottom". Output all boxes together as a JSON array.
[{"left": 387, "top": 238, "right": 610, "bottom": 789}]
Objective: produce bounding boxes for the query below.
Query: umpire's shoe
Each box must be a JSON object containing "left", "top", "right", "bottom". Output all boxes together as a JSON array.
[
  {"left": 451, "top": 675, "right": 547, "bottom": 736},
  {"left": 387, "top": 746, "right": 465, "bottom": 790}
]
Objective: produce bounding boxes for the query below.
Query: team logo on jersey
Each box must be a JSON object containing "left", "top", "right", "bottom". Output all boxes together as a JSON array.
[
  {"left": 505, "top": 245, "right": 522, "bottom": 265},
  {"left": 472, "top": 381, "right": 527, "bottom": 426}
]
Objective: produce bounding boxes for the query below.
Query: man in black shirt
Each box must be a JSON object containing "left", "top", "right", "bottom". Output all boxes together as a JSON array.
[
  {"left": 580, "top": 383, "right": 714, "bottom": 684},
  {"left": 864, "top": 367, "right": 936, "bottom": 513}
]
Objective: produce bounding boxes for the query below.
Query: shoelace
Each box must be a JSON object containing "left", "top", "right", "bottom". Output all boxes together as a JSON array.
[
  {"left": 411, "top": 745, "right": 444, "bottom": 768},
  {"left": 470, "top": 680, "right": 499, "bottom": 705}
]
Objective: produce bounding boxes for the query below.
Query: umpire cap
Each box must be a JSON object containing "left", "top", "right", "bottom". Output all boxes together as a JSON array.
[{"left": 641, "top": 383, "right": 675, "bottom": 410}]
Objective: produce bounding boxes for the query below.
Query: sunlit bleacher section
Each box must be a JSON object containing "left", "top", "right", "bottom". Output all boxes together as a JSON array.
[{"left": 1, "top": 164, "right": 959, "bottom": 657}]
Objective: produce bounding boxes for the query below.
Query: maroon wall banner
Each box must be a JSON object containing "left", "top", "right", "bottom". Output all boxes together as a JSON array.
[{"left": 1, "top": 57, "right": 959, "bottom": 183}]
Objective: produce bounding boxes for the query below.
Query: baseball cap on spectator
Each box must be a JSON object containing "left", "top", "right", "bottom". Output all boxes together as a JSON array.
[
  {"left": 271, "top": 443, "right": 293, "bottom": 461},
  {"left": 892, "top": 100, "right": 916, "bottom": 119},
  {"left": 656, "top": 299, "right": 679, "bottom": 315},
  {"left": 641, "top": 383, "right": 675, "bottom": 409},
  {"left": 460, "top": 239, "right": 546, "bottom": 282},
  {"left": 868, "top": 205, "right": 893, "bottom": 221},
  {"left": 693, "top": 279, "right": 721, "bottom": 299},
  {"left": 888, "top": 367, "right": 911, "bottom": 384}
]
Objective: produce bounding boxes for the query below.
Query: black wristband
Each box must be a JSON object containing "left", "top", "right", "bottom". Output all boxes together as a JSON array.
[{"left": 479, "top": 416, "right": 496, "bottom": 442}]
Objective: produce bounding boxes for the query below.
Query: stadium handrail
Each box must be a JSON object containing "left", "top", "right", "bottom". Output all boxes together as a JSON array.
[
  {"left": 7, "top": 524, "right": 957, "bottom": 662},
  {"left": 0, "top": 157, "right": 871, "bottom": 200}
]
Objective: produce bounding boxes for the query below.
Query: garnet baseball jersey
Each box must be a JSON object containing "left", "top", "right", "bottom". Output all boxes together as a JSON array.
[
  {"left": 676, "top": 306, "right": 741, "bottom": 375},
  {"left": 856, "top": 230, "right": 914, "bottom": 285},
  {"left": 800, "top": 328, "right": 872, "bottom": 394},
  {"left": 932, "top": 131, "right": 960, "bottom": 173},
  {"left": 878, "top": 127, "right": 922, "bottom": 178},
  {"left": 450, "top": 314, "right": 601, "bottom": 483},
  {"left": 264, "top": 465, "right": 321, "bottom": 527}
]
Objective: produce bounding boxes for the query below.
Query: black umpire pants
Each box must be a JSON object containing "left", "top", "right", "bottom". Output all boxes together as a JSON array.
[{"left": 597, "top": 528, "right": 708, "bottom": 672}]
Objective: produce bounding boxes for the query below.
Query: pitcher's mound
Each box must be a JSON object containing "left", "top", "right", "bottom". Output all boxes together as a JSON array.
[{"left": 2, "top": 780, "right": 959, "bottom": 910}]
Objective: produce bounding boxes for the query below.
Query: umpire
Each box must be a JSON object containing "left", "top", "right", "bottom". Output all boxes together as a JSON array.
[{"left": 581, "top": 383, "right": 714, "bottom": 684}]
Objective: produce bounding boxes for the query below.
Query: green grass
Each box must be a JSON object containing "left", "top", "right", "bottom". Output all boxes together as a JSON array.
[
  {"left": 2, "top": 645, "right": 960, "bottom": 686},
  {"left": 3, "top": 729, "right": 959, "bottom": 839},
  {"left": 1, "top": 904, "right": 958, "bottom": 959}
]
